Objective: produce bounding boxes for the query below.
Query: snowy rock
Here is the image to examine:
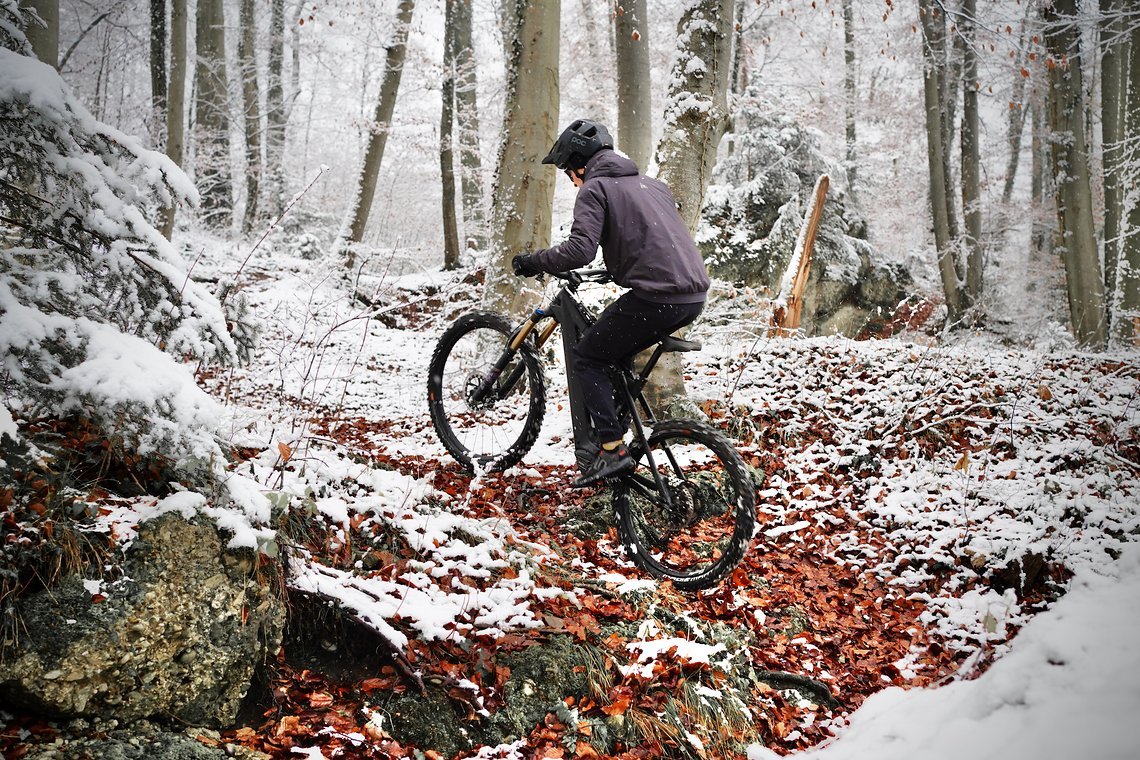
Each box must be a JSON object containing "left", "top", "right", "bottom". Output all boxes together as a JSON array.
[
  {"left": 0, "top": 513, "right": 284, "bottom": 726},
  {"left": 699, "top": 96, "right": 912, "bottom": 336}
]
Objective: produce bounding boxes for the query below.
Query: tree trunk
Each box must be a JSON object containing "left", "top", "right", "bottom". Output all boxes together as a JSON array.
[
  {"left": 649, "top": 0, "right": 733, "bottom": 409},
  {"left": 842, "top": 0, "right": 857, "bottom": 198},
  {"left": 440, "top": 1, "right": 461, "bottom": 271},
  {"left": 452, "top": 0, "right": 485, "bottom": 251},
  {"left": 1001, "top": 18, "right": 1030, "bottom": 206},
  {"left": 160, "top": 0, "right": 187, "bottom": 239},
  {"left": 1029, "top": 78, "right": 1053, "bottom": 259},
  {"left": 1101, "top": 0, "right": 1127, "bottom": 331},
  {"left": 343, "top": 0, "right": 416, "bottom": 250},
  {"left": 1115, "top": 10, "right": 1140, "bottom": 346},
  {"left": 25, "top": 0, "right": 58, "bottom": 68},
  {"left": 654, "top": 0, "right": 733, "bottom": 232},
  {"left": 960, "top": 0, "right": 983, "bottom": 306},
  {"left": 238, "top": 0, "right": 262, "bottom": 233},
  {"left": 613, "top": 0, "right": 652, "bottom": 170},
  {"left": 485, "top": 0, "right": 561, "bottom": 317},
  {"left": 194, "top": 0, "right": 232, "bottom": 228},
  {"left": 1043, "top": 0, "right": 1106, "bottom": 348},
  {"left": 918, "top": 0, "right": 966, "bottom": 323},
  {"left": 730, "top": 0, "right": 747, "bottom": 96},
  {"left": 264, "top": 0, "right": 286, "bottom": 219},
  {"left": 150, "top": 0, "right": 167, "bottom": 146}
]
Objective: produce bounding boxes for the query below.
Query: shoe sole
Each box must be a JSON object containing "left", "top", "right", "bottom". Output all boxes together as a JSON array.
[{"left": 571, "top": 458, "right": 634, "bottom": 488}]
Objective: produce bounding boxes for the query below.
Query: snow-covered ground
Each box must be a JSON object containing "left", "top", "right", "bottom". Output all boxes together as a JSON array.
[
  {"left": 754, "top": 541, "right": 1140, "bottom": 760},
  {"left": 178, "top": 240, "right": 1138, "bottom": 757},
  {"left": 16, "top": 235, "right": 1132, "bottom": 756}
]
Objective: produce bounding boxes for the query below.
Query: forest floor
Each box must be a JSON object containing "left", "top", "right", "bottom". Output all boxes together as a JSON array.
[{"left": 4, "top": 242, "right": 1139, "bottom": 759}]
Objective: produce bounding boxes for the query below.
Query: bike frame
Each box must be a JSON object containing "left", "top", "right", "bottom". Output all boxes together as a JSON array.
[{"left": 501, "top": 273, "right": 677, "bottom": 506}]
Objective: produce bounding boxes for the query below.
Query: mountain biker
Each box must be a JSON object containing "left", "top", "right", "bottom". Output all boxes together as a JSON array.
[{"left": 511, "top": 119, "right": 710, "bottom": 487}]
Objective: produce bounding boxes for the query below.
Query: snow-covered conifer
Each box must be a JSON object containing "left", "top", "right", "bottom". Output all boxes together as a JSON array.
[{"left": 0, "top": 0, "right": 238, "bottom": 466}]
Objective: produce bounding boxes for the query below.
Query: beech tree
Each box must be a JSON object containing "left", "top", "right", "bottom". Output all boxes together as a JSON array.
[
  {"left": 263, "top": 0, "right": 287, "bottom": 220},
  {"left": 452, "top": 0, "right": 485, "bottom": 251},
  {"left": 160, "top": 0, "right": 186, "bottom": 239},
  {"left": 649, "top": 0, "right": 733, "bottom": 408},
  {"left": 613, "top": 0, "right": 651, "bottom": 170},
  {"left": 194, "top": 0, "right": 232, "bottom": 228},
  {"left": 440, "top": 0, "right": 461, "bottom": 271},
  {"left": 1116, "top": 7, "right": 1140, "bottom": 345},
  {"left": 1043, "top": 0, "right": 1106, "bottom": 348},
  {"left": 486, "top": 0, "right": 561, "bottom": 316},
  {"left": 342, "top": 0, "right": 416, "bottom": 255},
  {"left": 918, "top": 0, "right": 968, "bottom": 325},
  {"left": 960, "top": 0, "right": 983, "bottom": 305},
  {"left": 23, "top": 0, "right": 55, "bottom": 67},
  {"left": 149, "top": 0, "right": 166, "bottom": 141},
  {"left": 1101, "top": 0, "right": 1128, "bottom": 335},
  {"left": 238, "top": 0, "right": 262, "bottom": 232}
]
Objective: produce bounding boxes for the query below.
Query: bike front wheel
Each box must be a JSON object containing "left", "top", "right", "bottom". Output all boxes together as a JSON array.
[
  {"left": 614, "top": 419, "right": 756, "bottom": 591},
  {"left": 427, "top": 311, "right": 546, "bottom": 473}
]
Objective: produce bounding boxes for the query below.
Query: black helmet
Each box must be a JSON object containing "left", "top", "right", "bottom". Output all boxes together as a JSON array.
[{"left": 541, "top": 119, "right": 614, "bottom": 170}]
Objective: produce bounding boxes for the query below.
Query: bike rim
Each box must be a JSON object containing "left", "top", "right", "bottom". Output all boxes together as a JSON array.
[
  {"left": 433, "top": 325, "right": 538, "bottom": 470},
  {"left": 619, "top": 431, "right": 749, "bottom": 583}
]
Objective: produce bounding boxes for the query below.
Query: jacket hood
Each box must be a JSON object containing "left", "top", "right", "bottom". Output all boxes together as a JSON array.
[{"left": 584, "top": 149, "right": 639, "bottom": 180}]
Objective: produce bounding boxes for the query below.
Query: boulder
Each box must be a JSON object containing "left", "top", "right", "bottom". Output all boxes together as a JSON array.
[
  {"left": 698, "top": 93, "right": 912, "bottom": 336},
  {"left": 0, "top": 513, "right": 284, "bottom": 727}
]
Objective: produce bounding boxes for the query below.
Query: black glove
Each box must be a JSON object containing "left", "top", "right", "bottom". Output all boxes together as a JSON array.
[{"left": 512, "top": 253, "right": 540, "bottom": 277}]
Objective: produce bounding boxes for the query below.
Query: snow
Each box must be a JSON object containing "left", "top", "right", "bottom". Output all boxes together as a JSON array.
[{"left": 759, "top": 542, "right": 1140, "bottom": 760}]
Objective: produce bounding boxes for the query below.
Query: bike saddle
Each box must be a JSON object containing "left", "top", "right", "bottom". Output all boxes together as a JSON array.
[{"left": 659, "top": 335, "right": 702, "bottom": 353}]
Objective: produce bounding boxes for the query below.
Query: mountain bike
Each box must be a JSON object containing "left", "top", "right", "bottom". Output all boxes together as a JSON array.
[{"left": 426, "top": 269, "right": 755, "bottom": 590}]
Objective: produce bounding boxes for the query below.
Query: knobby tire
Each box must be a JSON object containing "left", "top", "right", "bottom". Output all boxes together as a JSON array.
[
  {"left": 427, "top": 311, "right": 546, "bottom": 473},
  {"left": 614, "top": 419, "right": 756, "bottom": 591}
]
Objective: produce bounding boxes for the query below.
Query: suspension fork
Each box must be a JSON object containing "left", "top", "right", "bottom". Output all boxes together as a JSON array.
[{"left": 469, "top": 309, "right": 556, "bottom": 404}]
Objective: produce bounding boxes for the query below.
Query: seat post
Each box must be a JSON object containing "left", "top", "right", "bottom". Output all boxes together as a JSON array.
[{"left": 636, "top": 345, "right": 667, "bottom": 383}]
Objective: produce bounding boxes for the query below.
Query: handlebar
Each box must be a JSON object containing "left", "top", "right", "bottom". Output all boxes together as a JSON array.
[{"left": 546, "top": 269, "right": 611, "bottom": 289}]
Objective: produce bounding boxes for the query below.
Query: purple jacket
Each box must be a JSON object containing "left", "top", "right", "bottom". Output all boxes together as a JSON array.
[{"left": 529, "top": 150, "right": 709, "bottom": 304}]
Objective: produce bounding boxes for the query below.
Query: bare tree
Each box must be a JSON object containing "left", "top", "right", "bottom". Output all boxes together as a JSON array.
[
  {"left": 263, "top": 0, "right": 287, "bottom": 220},
  {"left": 1115, "top": 6, "right": 1140, "bottom": 345},
  {"left": 649, "top": 0, "right": 733, "bottom": 407},
  {"left": 842, "top": 0, "right": 857, "bottom": 197},
  {"left": 1101, "top": 0, "right": 1128, "bottom": 329},
  {"left": 160, "top": 0, "right": 187, "bottom": 239},
  {"left": 1043, "top": 0, "right": 1106, "bottom": 348},
  {"left": 149, "top": 0, "right": 166, "bottom": 145},
  {"left": 918, "top": 0, "right": 966, "bottom": 324},
  {"left": 654, "top": 0, "right": 734, "bottom": 233},
  {"left": 194, "top": 0, "right": 232, "bottom": 228},
  {"left": 24, "top": 0, "right": 57, "bottom": 68},
  {"left": 238, "top": 0, "right": 262, "bottom": 233},
  {"left": 452, "top": 0, "right": 486, "bottom": 251},
  {"left": 960, "top": 0, "right": 983, "bottom": 305},
  {"left": 486, "top": 0, "right": 561, "bottom": 316},
  {"left": 342, "top": 0, "right": 416, "bottom": 254},
  {"left": 613, "top": 0, "right": 652, "bottom": 169},
  {"left": 440, "top": 1, "right": 461, "bottom": 270}
]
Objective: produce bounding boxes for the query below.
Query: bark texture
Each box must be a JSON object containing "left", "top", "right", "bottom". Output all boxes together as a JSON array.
[
  {"left": 238, "top": 0, "right": 262, "bottom": 233},
  {"left": 193, "top": 0, "right": 232, "bottom": 228},
  {"left": 648, "top": 0, "right": 733, "bottom": 408},
  {"left": 918, "top": 0, "right": 966, "bottom": 323},
  {"left": 344, "top": 0, "right": 417, "bottom": 247},
  {"left": 486, "top": 0, "right": 561, "bottom": 316},
  {"left": 160, "top": 0, "right": 187, "bottom": 238},
  {"left": 613, "top": 0, "right": 652, "bottom": 170},
  {"left": 1043, "top": 0, "right": 1106, "bottom": 348}
]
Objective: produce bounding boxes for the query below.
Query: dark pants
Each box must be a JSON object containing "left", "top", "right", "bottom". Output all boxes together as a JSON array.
[{"left": 572, "top": 292, "right": 704, "bottom": 443}]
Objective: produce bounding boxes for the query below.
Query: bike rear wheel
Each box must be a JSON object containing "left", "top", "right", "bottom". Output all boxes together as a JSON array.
[
  {"left": 614, "top": 419, "right": 756, "bottom": 591},
  {"left": 427, "top": 312, "right": 545, "bottom": 472}
]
